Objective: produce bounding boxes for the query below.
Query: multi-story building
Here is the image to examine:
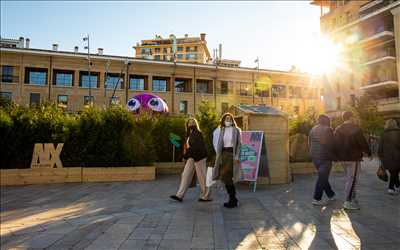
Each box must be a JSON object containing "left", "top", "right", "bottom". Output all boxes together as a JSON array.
[
  {"left": 0, "top": 39, "right": 323, "bottom": 115},
  {"left": 134, "top": 33, "right": 212, "bottom": 64},
  {"left": 312, "top": 0, "right": 400, "bottom": 119}
]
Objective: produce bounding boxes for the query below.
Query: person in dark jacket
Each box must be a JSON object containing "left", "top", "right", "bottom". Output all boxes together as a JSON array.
[
  {"left": 334, "top": 111, "right": 371, "bottom": 210},
  {"left": 170, "top": 118, "right": 211, "bottom": 202},
  {"left": 308, "top": 114, "right": 336, "bottom": 206},
  {"left": 378, "top": 119, "right": 400, "bottom": 195}
]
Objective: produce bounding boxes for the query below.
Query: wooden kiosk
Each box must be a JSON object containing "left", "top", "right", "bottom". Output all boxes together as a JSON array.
[{"left": 228, "top": 104, "right": 290, "bottom": 185}]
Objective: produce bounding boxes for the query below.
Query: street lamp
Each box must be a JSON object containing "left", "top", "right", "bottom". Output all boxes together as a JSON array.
[{"left": 83, "top": 35, "right": 92, "bottom": 106}]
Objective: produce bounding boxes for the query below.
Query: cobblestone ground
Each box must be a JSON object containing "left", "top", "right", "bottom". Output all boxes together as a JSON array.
[{"left": 1, "top": 159, "right": 399, "bottom": 250}]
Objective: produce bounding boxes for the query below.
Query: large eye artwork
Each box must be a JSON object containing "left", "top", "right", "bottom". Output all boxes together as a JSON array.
[
  {"left": 127, "top": 98, "right": 141, "bottom": 112},
  {"left": 147, "top": 97, "right": 164, "bottom": 112}
]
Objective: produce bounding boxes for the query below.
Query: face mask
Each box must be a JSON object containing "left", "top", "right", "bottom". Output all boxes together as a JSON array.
[{"left": 224, "top": 121, "right": 232, "bottom": 127}]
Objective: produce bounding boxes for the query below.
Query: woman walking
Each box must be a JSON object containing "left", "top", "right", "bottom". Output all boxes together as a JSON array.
[
  {"left": 378, "top": 119, "right": 400, "bottom": 195},
  {"left": 170, "top": 118, "right": 211, "bottom": 202},
  {"left": 213, "top": 113, "right": 242, "bottom": 208}
]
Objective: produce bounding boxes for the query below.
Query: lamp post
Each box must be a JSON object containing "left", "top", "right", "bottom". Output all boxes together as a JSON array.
[{"left": 83, "top": 35, "right": 92, "bottom": 106}]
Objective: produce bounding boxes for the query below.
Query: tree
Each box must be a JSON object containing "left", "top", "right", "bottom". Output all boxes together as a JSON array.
[
  {"left": 195, "top": 100, "right": 220, "bottom": 161},
  {"left": 349, "top": 94, "right": 384, "bottom": 136}
]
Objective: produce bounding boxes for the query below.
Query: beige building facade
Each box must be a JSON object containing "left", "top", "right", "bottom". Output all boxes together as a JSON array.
[
  {"left": 312, "top": 0, "right": 400, "bottom": 119},
  {"left": 134, "top": 33, "right": 211, "bottom": 64},
  {"left": 0, "top": 46, "right": 323, "bottom": 116}
]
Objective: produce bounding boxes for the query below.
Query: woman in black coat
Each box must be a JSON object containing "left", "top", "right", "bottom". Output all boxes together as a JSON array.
[
  {"left": 170, "top": 118, "right": 211, "bottom": 202},
  {"left": 378, "top": 119, "right": 400, "bottom": 195}
]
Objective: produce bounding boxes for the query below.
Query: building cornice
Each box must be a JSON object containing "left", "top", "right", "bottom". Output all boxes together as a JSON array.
[{"left": 0, "top": 47, "right": 310, "bottom": 78}]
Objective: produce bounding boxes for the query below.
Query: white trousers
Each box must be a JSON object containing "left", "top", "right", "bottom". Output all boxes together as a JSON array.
[
  {"left": 176, "top": 158, "right": 211, "bottom": 200},
  {"left": 342, "top": 161, "right": 360, "bottom": 202}
]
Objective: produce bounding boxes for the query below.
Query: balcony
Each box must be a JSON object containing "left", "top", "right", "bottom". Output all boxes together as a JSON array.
[
  {"left": 363, "top": 47, "right": 396, "bottom": 66},
  {"left": 359, "top": 0, "right": 399, "bottom": 18},
  {"left": 360, "top": 78, "right": 398, "bottom": 90},
  {"left": 358, "top": 27, "right": 394, "bottom": 48},
  {"left": 377, "top": 97, "right": 400, "bottom": 113}
]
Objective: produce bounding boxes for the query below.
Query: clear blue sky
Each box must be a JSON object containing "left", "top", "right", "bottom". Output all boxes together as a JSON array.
[{"left": 1, "top": 1, "right": 322, "bottom": 71}]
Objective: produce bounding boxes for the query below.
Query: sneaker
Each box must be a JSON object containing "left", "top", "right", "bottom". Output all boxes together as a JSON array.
[
  {"left": 343, "top": 201, "right": 360, "bottom": 210},
  {"left": 312, "top": 199, "right": 327, "bottom": 206},
  {"left": 328, "top": 195, "right": 336, "bottom": 201},
  {"left": 387, "top": 189, "right": 398, "bottom": 195},
  {"left": 169, "top": 195, "right": 183, "bottom": 202}
]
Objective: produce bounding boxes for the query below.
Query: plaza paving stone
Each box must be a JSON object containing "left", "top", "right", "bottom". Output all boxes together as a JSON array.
[{"left": 1, "top": 159, "right": 399, "bottom": 250}]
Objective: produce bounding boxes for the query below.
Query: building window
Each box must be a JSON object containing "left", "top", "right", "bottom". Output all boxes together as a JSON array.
[
  {"left": 30, "top": 93, "right": 40, "bottom": 106},
  {"left": 272, "top": 85, "right": 286, "bottom": 98},
  {"left": 84, "top": 96, "right": 94, "bottom": 106},
  {"left": 155, "top": 48, "right": 161, "bottom": 53},
  {"left": 185, "top": 54, "right": 190, "bottom": 60},
  {"left": 129, "top": 75, "right": 146, "bottom": 90},
  {"left": 105, "top": 73, "right": 124, "bottom": 89},
  {"left": 185, "top": 47, "right": 190, "bottom": 52},
  {"left": 0, "top": 92, "right": 12, "bottom": 102},
  {"left": 177, "top": 46, "right": 183, "bottom": 52},
  {"left": 163, "top": 48, "right": 168, "bottom": 53},
  {"left": 220, "top": 81, "right": 229, "bottom": 94},
  {"left": 350, "top": 94, "right": 356, "bottom": 107},
  {"left": 175, "top": 78, "right": 192, "bottom": 92},
  {"left": 193, "top": 46, "right": 198, "bottom": 51},
  {"left": 57, "top": 95, "right": 68, "bottom": 107},
  {"left": 25, "top": 68, "right": 47, "bottom": 85},
  {"left": 1, "top": 65, "right": 14, "bottom": 83},
  {"left": 239, "top": 82, "right": 252, "bottom": 96},
  {"left": 177, "top": 54, "right": 183, "bottom": 59},
  {"left": 336, "top": 97, "right": 341, "bottom": 110},
  {"left": 152, "top": 78, "right": 168, "bottom": 92},
  {"left": 294, "top": 106, "right": 300, "bottom": 115},
  {"left": 221, "top": 102, "right": 229, "bottom": 113},
  {"left": 155, "top": 55, "right": 161, "bottom": 61},
  {"left": 196, "top": 79, "right": 212, "bottom": 94},
  {"left": 289, "top": 86, "right": 302, "bottom": 98},
  {"left": 54, "top": 70, "right": 73, "bottom": 86},
  {"left": 79, "top": 72, "right": 99, "bottom": 88},
  {"left": 179, "top": 101, "right": 188, "bottom": 114}
]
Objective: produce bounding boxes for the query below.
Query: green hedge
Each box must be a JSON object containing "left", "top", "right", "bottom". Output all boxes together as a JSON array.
[{"left": 0, "top": 103, "right": 187, "bottom": 169}]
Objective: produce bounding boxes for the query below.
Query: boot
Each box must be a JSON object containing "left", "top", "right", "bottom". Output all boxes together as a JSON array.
[{"left": 224, "top": 184, "right": 238, "bottom": 208}]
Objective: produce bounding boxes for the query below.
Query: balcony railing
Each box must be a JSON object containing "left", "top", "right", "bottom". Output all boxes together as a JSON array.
[
  {"left": 364, "top": 48, "right": 396, "bottom": 64},
  {"left": 359, "top": 0, "right": 399, "bottom": 17},
  {"left": 0, "top": 75, "right": 19, "bottom": 83}
]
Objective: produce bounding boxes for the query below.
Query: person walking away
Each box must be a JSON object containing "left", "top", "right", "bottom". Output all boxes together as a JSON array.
[
  {"left": 213, "top": 113, "right": 242, "bottom": 208},
  {"left": 170, "top": 118, "right": 211, "bottom": 202},
  {"left": 378, "top": 119, "right": 400, "bottom": 195},
  {"left": 334, "top": 111, "right": 371, "bottom": 210},
  {"left": 308, "top": 114, "right": 336, "bottom": 206}
]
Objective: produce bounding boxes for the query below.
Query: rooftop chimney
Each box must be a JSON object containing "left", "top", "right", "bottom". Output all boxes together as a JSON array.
[
  {"left": 200, "top": 33, "right": 206, "bottom": 41},
  {"left": 74, "top": 46, "right": 79, "bottom": 53},
  {"left": 97, "top": 48, "right": 103, "bottom": 55},
  {"left": 52, "top": 43, "right": 58, "bottom": 51},
  {"left": 218, "top": 44, "right": 222, "bottom": 60},
  {"left": 18, "top": 37, "right": 24, "bottom": 48},
  {"left": 25, "top": 38, "right": 30, "bottom": 49},
  {"left": 184, "top": 34, "right": 189, "bottom": 38}
]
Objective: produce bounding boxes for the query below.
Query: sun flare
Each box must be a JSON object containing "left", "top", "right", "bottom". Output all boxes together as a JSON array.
[{"left": 296, "top": 35, "right": 343, "bottom": 75}]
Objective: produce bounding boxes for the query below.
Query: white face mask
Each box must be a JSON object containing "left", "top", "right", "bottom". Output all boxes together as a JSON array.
[{"left": 224, "top": 121, "right": 232, "bottom": 127}]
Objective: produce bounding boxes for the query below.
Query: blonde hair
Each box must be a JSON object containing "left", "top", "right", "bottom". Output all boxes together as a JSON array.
[
  {"left": 186, "top": 118, "right": 201, "bottom": 136},
  {"left": 384, "top": 119, "right": 398, "bottom": 130}
]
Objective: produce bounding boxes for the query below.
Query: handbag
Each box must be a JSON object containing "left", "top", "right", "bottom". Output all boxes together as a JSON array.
[
  {"left": 206, "top": 167, "right": 216, "bottom": 187},
  {"left": 376, "top": 164, "right": 388, "bottom": 182}
]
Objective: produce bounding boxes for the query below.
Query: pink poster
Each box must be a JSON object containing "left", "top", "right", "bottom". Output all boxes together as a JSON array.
[{"left": 239, "top": 131, "right": 264, "bottom": 182}]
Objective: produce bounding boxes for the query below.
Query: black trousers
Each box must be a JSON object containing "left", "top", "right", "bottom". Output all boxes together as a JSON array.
[{"left": 388, "top": 169, "right": 400, "bottom": 190}]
